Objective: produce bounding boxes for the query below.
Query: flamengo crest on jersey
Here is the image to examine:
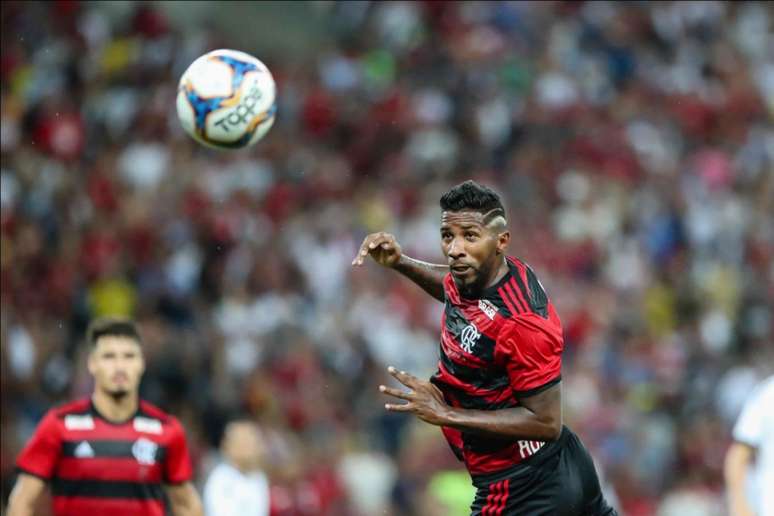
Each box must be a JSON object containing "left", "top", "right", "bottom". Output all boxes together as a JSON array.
[
  {"left": 132, "top": 438, "right": 159, "bottom": 465},
  {"left": 460, "top": 323, "right": 481, "bottom": 353}
]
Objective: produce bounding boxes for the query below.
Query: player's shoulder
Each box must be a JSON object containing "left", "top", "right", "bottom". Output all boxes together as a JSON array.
[
  {"left": 138, "top": 399, "right": 179, "bottom": 426},
  {"left": 48, "top": 398, "right": 91, "bottom": 419},
  {"left": 492, "top": 256, "right": 552, "bottom": 321},
  {"left": 505, "top": 255, "right": 540, "bottom": 281},
  {"left": 505, "top": 255, "right": 526, "bottom": 267}
]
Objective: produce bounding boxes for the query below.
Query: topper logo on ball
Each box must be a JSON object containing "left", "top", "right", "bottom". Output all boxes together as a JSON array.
[{"left": 213, "top": 85, "right": 263, "bottom": 132}]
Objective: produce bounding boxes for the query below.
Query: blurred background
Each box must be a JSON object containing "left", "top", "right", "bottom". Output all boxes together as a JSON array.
[{"left": 1, "top": 1, "right": 772, "bottom": 515}]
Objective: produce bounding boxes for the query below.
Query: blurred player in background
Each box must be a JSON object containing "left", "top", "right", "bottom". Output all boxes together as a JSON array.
[
  {"left": 353, "top": 180, "right": 616, "bottom": 515},
  {"left": 7, "top": 318, "right": 203, "bottom": 516},
  {"left": 203, "top": 418, "right": 270, "bottom": 516},
  {"left": 725, "top": 375, "right": 774, "bottom": 516}
]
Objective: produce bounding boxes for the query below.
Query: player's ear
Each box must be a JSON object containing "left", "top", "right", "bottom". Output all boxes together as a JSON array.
[
  {"left": 496, "top": 230, "right": 510, "bottom": 255},
  {"left": 87, "top": 349, "right": 97, "bottom": 375}
]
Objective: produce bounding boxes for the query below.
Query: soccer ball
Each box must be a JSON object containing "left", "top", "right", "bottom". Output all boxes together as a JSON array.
[{"left": 176, "top": 49, "right": 276, "bottom": 150}]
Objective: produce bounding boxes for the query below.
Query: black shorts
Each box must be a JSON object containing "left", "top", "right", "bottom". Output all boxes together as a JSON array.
[{"left": 470, "top": 427, "right": 617, "bottom": 516}]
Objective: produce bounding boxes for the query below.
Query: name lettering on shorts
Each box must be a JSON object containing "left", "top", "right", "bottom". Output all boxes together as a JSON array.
[{"left": 517, "top": 440, "right": 545, "bottom": 459}]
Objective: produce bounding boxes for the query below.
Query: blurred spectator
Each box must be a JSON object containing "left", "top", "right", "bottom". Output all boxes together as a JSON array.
[{"left": 203, "top": 419, "right": 270, "bottom": 516}]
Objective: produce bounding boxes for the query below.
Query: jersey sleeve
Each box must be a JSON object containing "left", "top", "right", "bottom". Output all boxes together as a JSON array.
[
  {"left": 732, "top": 381, "right": 768, "bottom": 447},
  {"left": 15, "top": 411, "right": 63, "bottom": 480},
  {"left": 496, "top": 318, "right": 563, "bottom": 398},
  {"left": 164, "top": 418, "right": 194, "bottom": 484}
]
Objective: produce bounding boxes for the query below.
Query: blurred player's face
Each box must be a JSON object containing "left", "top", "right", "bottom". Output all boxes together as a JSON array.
[
  {"left": 222, "top": 422, "right": 266, "bottom": 472},
  {"left": 441, "top": 210, "right": 509, "bottom": 298},
  {"left": 88, "top": 336, "right": 145, "bottom": 398}
]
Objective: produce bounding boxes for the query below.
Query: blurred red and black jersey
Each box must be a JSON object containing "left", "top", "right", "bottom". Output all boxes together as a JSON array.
[
  {"left": 431, "top": 256, "right": 564, "bottom": 479},
  {"left": 15, "top": 398, "right": 193, "bottom": 516}
]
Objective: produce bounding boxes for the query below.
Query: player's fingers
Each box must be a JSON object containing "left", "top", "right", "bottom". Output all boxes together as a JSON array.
[
  {"left": 385, "top": 402, "right": 414, "bottom": 412},
  {"left": 379, "top": 385, "right": 414, "bottom": 401},
  {"left": 352, "top": 233, "right": 393, "bottom": 265},
  {"left": 352, "top": 245, "right": 367, "bottom": 265},
  {"left": 352, "top": 235, "right": 377, "bottom": 265},
  {"left": 430, "top": 383, "right": 444, "bottom": 398},
  {"left": 367, "top": 234, "right": 393, "bottom": 251},
  {"left": 388, "top": 366, "right": 418, "bottom": 388}
]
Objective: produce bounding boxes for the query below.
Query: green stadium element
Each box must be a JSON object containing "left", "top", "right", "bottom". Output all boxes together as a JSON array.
[{"left": 426, "top": 470, "right": 477, "bottom": 516}]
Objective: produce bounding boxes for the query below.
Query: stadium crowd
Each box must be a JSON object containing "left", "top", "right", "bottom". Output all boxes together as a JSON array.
[{"left": 1, "top": 1, "right": 772, "bottom": 515}]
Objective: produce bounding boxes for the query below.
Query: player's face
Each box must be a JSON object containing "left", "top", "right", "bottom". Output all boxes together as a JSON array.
[
  {"left": 88, "top": 336, "right": 145, "bottom": 397},
  {"left": 440, "top": 210, "right": 508, "bottom": 298},
  {"left": 223, "top": 422, "right": 265, "bottom": 471}
]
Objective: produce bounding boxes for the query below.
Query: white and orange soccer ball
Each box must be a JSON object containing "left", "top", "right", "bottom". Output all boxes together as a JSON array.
[{"left": 176, "top": 49, "right": 276, "bottom": 150}]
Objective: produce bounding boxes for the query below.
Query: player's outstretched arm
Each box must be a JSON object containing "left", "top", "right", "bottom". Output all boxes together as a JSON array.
[
  {"left": 380, "top": 367, "right": 563, "bottom": 441},
  {"left": 352, "top": 232, "right": 447, "bottom": 302},
  {"left": 7, "top": 473, "right": 46, "bottom": 516},
  {"left": 441, "top": 382, "right": 563, "bottom": 441},
  {"left": 166, "top": 482, "right": 204, "bottom": 516}
]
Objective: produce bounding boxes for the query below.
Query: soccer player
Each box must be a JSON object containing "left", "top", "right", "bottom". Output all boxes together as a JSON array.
[
  {"left": 724, "top": 375, "right": 774, "bottom": 516},
  {"left": 352, "top": 180, "right": 616, "bottom": 515},
  {"left": 8, "top": 318, "right": 203, "bottom": 516}
]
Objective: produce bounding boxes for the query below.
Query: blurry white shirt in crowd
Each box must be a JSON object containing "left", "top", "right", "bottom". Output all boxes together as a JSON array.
[
  {"left": 338, "top": 451, "right": 396, "bottom": 515},
  {"left": 732, "top": 375, "right": 774, "bottom": 516},
  {"left": 203, "top": 462, "right": 270, "bottom": 516},
  {"left": 117, "top": 142, "right": 169, "bottom": 190},
  {"left": 657, "top": 485, "right": 723, "bottom": 516}
]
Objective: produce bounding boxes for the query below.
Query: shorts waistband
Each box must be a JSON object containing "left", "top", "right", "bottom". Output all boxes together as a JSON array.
[{"left": 470, "top": 425, "right": 570, "bottom": 487}]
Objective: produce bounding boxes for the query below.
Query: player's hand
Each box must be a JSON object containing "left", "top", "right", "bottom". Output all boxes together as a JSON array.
[
  {"left": 352, "top": 232, "right": 402, "bottom": 269},
  {"left": 379, "top": 366, "right": 450, "bottom": 426}
]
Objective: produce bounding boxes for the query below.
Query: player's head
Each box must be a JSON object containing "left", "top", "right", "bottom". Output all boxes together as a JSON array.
[
  {"left": 86, "top": 317, "right": 145, "bottom": 399},
  {"left": 439, "top": 180, "right": 509, "bottom": 298},
  {"left": 220, "top": 419, "right": 266, "bottom": 473}
]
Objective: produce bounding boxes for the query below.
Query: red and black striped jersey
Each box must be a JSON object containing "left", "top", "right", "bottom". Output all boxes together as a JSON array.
[
  {"left": 16, "top": 398, "right": 193, "bottom": 516},
  {"left": 431, "top": 256, "right": 564, "bottom": 478}
]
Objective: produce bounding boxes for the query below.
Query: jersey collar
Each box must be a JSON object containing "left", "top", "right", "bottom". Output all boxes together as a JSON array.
[{"left": 89, "top": 398, "right": 141, "bottom": 425}]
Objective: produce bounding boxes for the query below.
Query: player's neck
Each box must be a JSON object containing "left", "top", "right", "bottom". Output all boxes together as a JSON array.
[
  {"left": 459, "top": 257, "right": 510, "bottom": 299},
  {"left": 484, "top": 257, "right": 510, "bottom": 290},
  {"left": 228, "top": 459, "right": 253, "bottom": 475},
  {"left": 91, "top": 390, "right": 139, "bottom": 423}
]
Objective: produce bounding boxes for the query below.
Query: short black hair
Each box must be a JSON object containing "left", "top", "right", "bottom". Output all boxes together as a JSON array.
[
  {"left": 439, "top": 180, "right": 506, "bottom": 222},
  {"left": 215, "top": 412, "right": 258, "bottom": 446},
  {"left": 86, "top": 317, "right": 142, "bottom": 348}
]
